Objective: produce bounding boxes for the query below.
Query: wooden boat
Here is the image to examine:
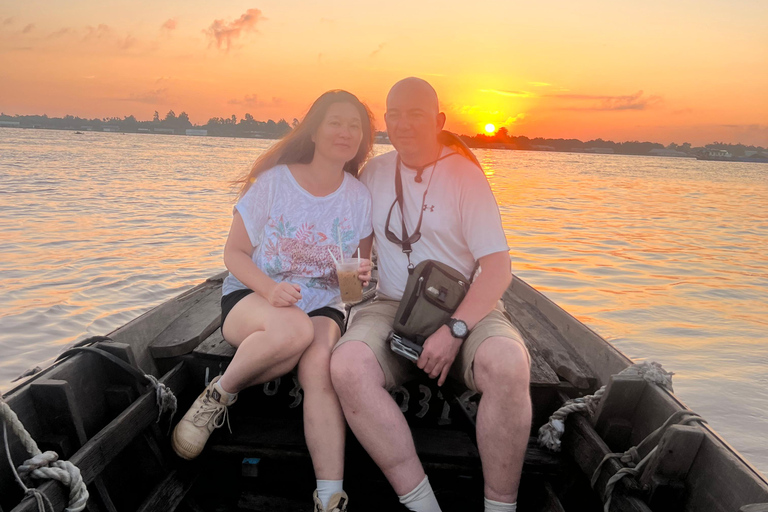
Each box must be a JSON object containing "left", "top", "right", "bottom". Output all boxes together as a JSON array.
[{"left": 2, "top": 271, "right": 767, "bottom": 512}]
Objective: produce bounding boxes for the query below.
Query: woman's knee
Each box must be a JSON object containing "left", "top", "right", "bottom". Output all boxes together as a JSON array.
[
  {"left": 298, "top": 342, "right": 332, "bottom": 385},
  {"left": 273, "top": 311, "right": 314, "bottom": 351}
]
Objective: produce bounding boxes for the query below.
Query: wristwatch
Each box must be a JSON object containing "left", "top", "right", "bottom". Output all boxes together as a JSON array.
[{"left": 446, "top": 318, "right": 469, "bottom": 341}]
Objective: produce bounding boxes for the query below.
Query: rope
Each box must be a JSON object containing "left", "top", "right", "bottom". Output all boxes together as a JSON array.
[
  {"left": 1, "top": 397, "right": 89, "bottom": 512},
  {"left": 1, "top": 337, "right": 178, "bottom": 511},
  {"left": 594, "top": 411, "right": 705, "bottom": 512},
  {"left": 145, "top": 374, "right": 178, "bottom": 434},
  {"left": 537, "top": 361, "right": 675, "bottom": 451}
]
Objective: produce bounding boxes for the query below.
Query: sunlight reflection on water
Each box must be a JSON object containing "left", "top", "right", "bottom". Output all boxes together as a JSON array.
[{"left": 1, "top": 129, "right": 767, "bottom": 474}]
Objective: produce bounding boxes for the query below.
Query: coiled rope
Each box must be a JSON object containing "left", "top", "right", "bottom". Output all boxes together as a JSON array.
[
  {"left": 2, "top": 397, "right": 88, "bottom": 512},
  {"left": 537, "top": 360, "right": 675, "bottom": 452},
  {"left": 1, "top": 336, "right": 178, "bottom": 511}
]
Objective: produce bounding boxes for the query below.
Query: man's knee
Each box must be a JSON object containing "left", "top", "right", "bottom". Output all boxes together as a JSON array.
[
  {"left": 330, "top": 341, "right": 385, "bottom": 396},
  {"left": 474, "top": 336, "right": 530, "bottom": 395}
]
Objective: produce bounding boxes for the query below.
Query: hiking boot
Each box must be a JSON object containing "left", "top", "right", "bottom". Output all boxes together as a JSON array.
[
  {"left": 313, "top": 490, "right": 348, "bottom": 512},
  {"left": 171, "top": 376, "right": 237, "bottom": 460}
]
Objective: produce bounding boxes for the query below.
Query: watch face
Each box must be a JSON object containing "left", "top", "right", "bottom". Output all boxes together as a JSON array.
[{"left": 451, "top": 320, "right": 468, "bottom": 338}]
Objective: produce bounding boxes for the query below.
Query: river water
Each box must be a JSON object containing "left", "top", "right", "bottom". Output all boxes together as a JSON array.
[{"left": 1, "top": 128, "right": 766, "bottom": 475}]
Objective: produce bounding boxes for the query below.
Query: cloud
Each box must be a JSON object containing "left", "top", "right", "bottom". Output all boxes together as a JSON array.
[
  {"left": 370, "top": 43, "right": 386, "bottom": 58},
  {"left": 22, "top": 24, "right": 34, "bottom": 34},
  {"left": 528, "top": 82, "right": 552, "bottom": 87},
  {"left": 228, "top": 94, "right": 283, "bottom": 108},
  {"left": 205, "top": 8, "right": 265, "bottom": 51},
  {"left": 83, "top": 24, "right": 113, "bottom": 41},
  {"left": 118, "top": 88, "right": 169, "bottom": 104},
  {"left": 47, "top": 28, "right": 73, "bottom": 39},
  {"left": 2, "top": 17, "right": 14, "bottom": 26},
  {"left": 481, "top": 89, "right": 533, "bottom": 98},
  {"left": 551, "top": 90, "right": 662, "bottom": 111},
  {"left": 161, "top": 18, "right": 177, "bottom": 31}
]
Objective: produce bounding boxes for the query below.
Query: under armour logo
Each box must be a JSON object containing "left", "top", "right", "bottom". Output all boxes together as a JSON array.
[{"left": 422, "top": 205, "right": 435, "bottom": 212}]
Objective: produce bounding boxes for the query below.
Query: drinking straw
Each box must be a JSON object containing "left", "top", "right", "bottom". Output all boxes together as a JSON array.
[
  {"left": 337, "top": 226, "right": 344, "bottom": 264},
  {"left": 327, "top": 247, "right": 339, "bottom": 266}
]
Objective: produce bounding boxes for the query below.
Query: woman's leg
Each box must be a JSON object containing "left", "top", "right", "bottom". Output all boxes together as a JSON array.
[
  {"left": 298, "top": 316, "right": 345, "bottom": 480},
  {"left": 172, "top": 292, "right": 313, "bottom": 460},
  {"left": 219, "top": 292, "right": 315, "bottom": 393}
]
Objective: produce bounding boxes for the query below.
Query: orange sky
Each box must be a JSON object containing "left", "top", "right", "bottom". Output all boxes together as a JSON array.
[{"left": 1, "top": 1, "right": 767, "bottom": 145}]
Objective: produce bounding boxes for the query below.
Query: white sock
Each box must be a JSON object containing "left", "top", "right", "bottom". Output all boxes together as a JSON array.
[
  {"left": 213, "top": 380, "right": 237, "bottom": 403},
  {"left": 398, "top": 476, "right": 441, "bottom": 512},
  {"left": 484, "top": 497, "right": 517, "bottom": 512},
  {"left": 316, "top": 479, "right": 344, "bottom": 509}
]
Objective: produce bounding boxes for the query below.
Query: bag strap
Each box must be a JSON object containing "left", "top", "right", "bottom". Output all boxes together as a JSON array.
[{"left": 385, "top": 151, "right": 453, "bottom": 269}]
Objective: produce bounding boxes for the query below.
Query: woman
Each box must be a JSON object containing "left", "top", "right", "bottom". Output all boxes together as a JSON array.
[{"left": 172, "top": 90, "right": 375, "bottom": 512}]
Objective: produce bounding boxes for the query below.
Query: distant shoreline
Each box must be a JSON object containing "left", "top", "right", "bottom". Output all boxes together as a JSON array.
[{"left": 2, "top": 125, "right": 767, "bottom": 163}]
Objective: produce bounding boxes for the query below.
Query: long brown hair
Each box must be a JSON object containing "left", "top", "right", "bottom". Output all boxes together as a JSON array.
[{"left": 234, "top": 90, "right": 375, "bottom": 198}]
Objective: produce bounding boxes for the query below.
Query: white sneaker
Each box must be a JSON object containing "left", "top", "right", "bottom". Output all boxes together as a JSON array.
[
  {"left": 171, "top": 376, "right": 237, "bottom": 460},
  {"left": 313, "top": 490, "right": 349, "bottom": 512}
]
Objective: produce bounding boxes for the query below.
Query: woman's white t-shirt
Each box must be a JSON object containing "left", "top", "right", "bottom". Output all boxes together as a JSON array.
[{"left": 222, "top": 165, "right": 372, "bottom": 313}]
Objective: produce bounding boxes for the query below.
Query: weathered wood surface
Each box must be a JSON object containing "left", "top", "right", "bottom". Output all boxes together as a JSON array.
[
  {"left": 506, "top": 276, "right": 630, "bottom": 386},
  {"left": 109, "top": 274, "right": 224, "bottom": 373},
  {"left": 150, "top": 284, "right": 222, "bottom": 358},
  {"left": 193, "top": 329, "right": 234, "bottom": 360},
  {"left": 135, "top": 468, "right": 200, "bottom": 512},
  {"left": 11, "top": 363, "right": 188, "bottom": 512},
  {"left": 641, "top": 425, "right": 704, "bottom": 511},
  {"left": 29, "top": 380, "right": 119, "bottom": 512},
  {"left": 561, "top": 408, "right": 652, "bottom": 512},
  {"left": 208, "top": 416, "right": 564, "bottom": 475},
  {"left": 503, "top": 287, "right": 595, "bottom": 390},
  {"left": 541, "top": 482, "right": 567, "bottom": 512},
  {"left": 592, "top": 374, "right": 647, "bottom": 450}
]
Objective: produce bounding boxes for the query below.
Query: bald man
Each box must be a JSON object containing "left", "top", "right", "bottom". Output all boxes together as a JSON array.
[{"left": 331, "top": 78, "right": 531, "bottom": 512}]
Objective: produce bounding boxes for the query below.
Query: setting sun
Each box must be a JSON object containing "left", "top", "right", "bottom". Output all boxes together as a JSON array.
[{"left": 485, "top": 123, "right": 496, "bottom": 134}]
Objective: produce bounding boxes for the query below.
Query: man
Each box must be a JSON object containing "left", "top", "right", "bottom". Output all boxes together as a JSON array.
[{"left": 330, "top": 77, "right": 531, "bottom": 512}]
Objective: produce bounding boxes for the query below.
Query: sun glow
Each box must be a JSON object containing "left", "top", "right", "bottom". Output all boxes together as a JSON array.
[{"left": 485, "top": 123, "right": 496, "bottom": 134}]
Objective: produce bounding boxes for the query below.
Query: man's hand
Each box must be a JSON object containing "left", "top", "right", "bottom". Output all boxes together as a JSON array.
[
  {"left": 357, "top": 258, "right": 373, "bottom": 287},
  {"left": 417, "top": 325, "right": 463, "bottom": 386},
  {"left": 268, "top": 282, "right": 301, "bottom": 307}
]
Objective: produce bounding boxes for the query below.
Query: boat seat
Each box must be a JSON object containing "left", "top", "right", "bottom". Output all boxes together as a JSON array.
[{"left": 207, "top": 415, "right": 567, "bottom": 477}]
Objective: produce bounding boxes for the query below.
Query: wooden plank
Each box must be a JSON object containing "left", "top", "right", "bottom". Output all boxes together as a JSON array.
[
  {"left": 29, "top": 380, "right": 118, "bottom": 512},
  {"left": 741, "top": 505, "right": 768, "bottom": 512},
  {"left": 135, "top": 468, "right": 200, "bottom": 512},
  {"left": 238, "top": 493, "right": 307, "bottom": 512},
  {"left": 209, "top": 416, "right": 564, "bottom": 475},
  {"left": 11, "top": 363, "right": 188, "bottom": 512},
  {"left": 641, "top": 425, "right": 704, "bottom": 511},
  {"left": 558, "top": 395, "right": 652, "bottom": 512},
  {"left": 630, "top": 384, "right": 768, "bottom": 512},
  {"left": 150, "top": 287, "right": 222, "bottom": 358},
  {"left": 503, "top": 288, "right": 595, "bottom": 389},
  {"left": 193, "top": 329, "right": 235, "bottom": 360},
  {"left": 507, "top": 276, "right": 630, "bottom": 386},
  {"left": 541, "top": 482, "right": 567, "bottom": 512},
  {"left": 592, "top": 374, "right": 647, "bottom": 450},
  {"left": 108, "top": 277, "right": 223, "bottom": 374}
]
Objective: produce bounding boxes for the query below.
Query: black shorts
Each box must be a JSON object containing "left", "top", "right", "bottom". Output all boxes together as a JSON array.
[{"left": 221, "top": 289, "right": 346, "bottom": 334}]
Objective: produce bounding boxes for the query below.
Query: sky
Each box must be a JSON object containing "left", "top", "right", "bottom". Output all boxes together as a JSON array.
[{"left": 1, "top": 0, "right": 767, "bottom": 146}]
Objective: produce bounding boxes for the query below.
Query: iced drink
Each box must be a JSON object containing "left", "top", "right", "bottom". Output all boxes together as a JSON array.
[{"left": 336, "top": 259, "right": 362, "bottom": 303}]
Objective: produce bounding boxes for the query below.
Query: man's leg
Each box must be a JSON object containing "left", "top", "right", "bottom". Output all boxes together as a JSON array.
[
  {"left": 330, "top": 341, "right": 425, "bottom": 494},
  {"left": 472, "top": 336, "right": 531, "bottom": 504}
]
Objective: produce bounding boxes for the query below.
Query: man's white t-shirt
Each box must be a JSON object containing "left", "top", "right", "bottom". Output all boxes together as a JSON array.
[
  {"left": 222, "top": 165, "right": 372, "bottom": 313},
  {"left": 360, "top": 148, "right": 509, "bottom": 301}
]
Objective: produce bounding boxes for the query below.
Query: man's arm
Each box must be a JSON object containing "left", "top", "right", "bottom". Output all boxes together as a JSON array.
[{"left": 417, "top": 250, "right": 513, "bottom": 385}]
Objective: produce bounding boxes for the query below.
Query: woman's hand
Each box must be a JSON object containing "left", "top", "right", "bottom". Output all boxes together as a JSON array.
[
  {"left": 357, "top": 258, "right": 373, "bottom": 287},
  {"left": 268, "top": 282, "right": 302, "bottom": 307}
]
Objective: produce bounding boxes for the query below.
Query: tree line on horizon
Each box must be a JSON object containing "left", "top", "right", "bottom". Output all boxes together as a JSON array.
[{"left": 1, "top": 111, "right": 765, "bottom": 155}]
